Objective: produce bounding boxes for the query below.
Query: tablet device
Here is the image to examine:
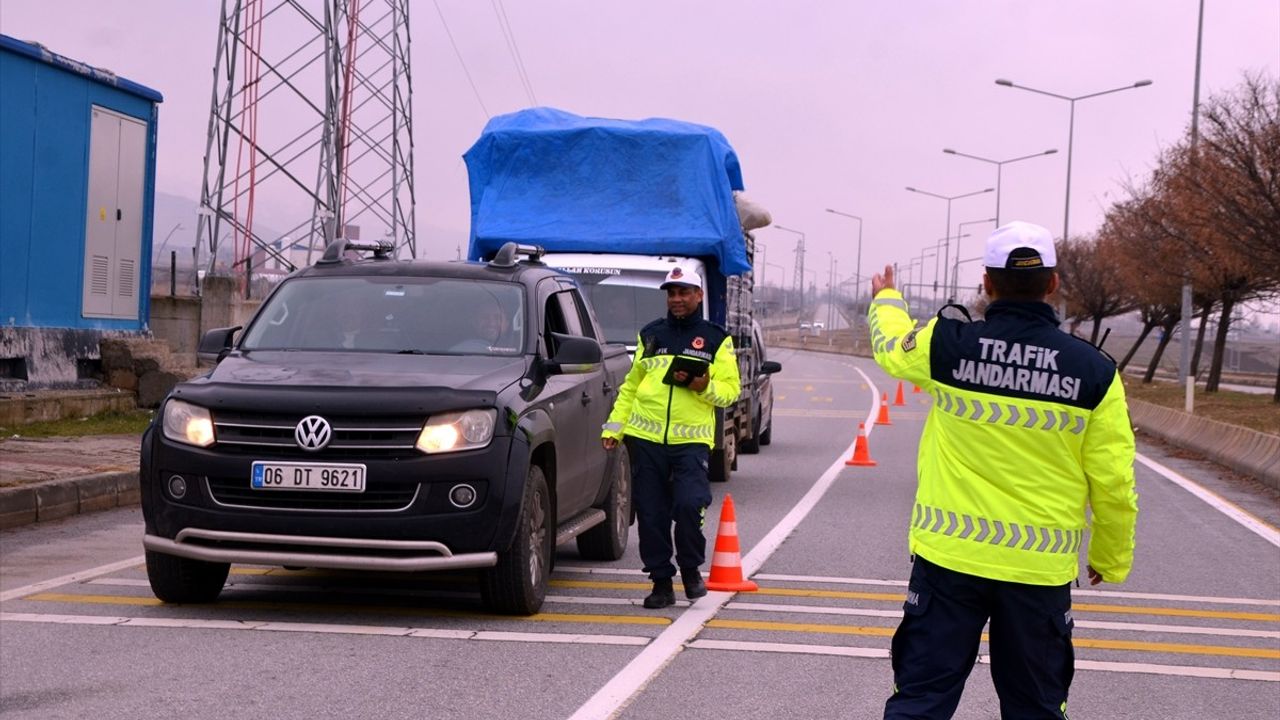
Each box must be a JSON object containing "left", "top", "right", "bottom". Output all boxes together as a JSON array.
[{"left": 662, "top": 355, "right": 709, "bottom": 387}]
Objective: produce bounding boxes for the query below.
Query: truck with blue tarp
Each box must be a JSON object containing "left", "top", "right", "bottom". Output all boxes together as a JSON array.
[{"left": 465, "top": 108, "right": 780, "bottom": 482}]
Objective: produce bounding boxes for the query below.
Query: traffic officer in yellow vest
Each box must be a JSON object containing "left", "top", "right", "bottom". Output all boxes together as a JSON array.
[
  {"left": 601, "top": 266, "right": 741, "bottom": 609},
  {"left": 869, "top": 221, "right": 1138, "bottom": 719}
]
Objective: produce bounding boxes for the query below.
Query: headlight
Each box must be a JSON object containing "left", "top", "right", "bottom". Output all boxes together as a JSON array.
[
  {"left": 416, "top": 409, "right": 497, "bottom": 454},
  {"left": 162, "top": 399, "right": 215, "bottom": 448}
]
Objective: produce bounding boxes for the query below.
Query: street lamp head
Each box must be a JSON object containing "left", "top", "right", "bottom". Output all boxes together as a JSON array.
[
  {"left": 905, "top": 186, "right": 917, "bottom": 192},
  {"left": 983, "top": 188, "right": 995, "bottom": 193},
  {"left": 1134, "top": 79, "right": 1153, "bottom": 88},
  {"left": 995, "top": 78, "right": 1014, "bottom": 87},
  {"left": 1044, "top": 149, "right": 1059, "bottom": 155},
  {"left": 943, "top": 148, "right": 957, "bottom": 155}
]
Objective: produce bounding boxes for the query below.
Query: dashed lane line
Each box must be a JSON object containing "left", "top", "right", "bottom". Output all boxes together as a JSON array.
[
  {"left": 16, "top": 592, "right": 670, "bottom": 627},
  {"left": 0, "top": 612, "right": 649, "bottom": 646},
  {"left": 0, "top": 555, "right": 145, "bottom": 603},
  {"left": 687, "top": 640, "right": 1280, "bottom": 683},
  {"left": 704, "top": 619, "right": 1280, "bottom": 660},
  {"left": 726, "top": 602, "right": 1280, "bottom": 640}
]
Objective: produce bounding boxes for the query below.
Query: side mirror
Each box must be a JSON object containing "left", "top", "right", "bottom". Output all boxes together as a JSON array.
[
  {"left": 546, "top": 332, "right": 602, "bottom": 374},
  {"left": 760, "top": 360, "right": 782, "bottom": 375},
  {"left": 197, "top": 326, "right": 241, "bottom": 365}
]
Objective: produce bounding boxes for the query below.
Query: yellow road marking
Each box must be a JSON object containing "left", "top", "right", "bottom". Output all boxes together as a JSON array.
[
  {"left": 810, "top": 397, "right": 834, "bottom": 403},
  {"left": 804, "top": 385, "right": 814, "bottom": 392},
  {"left": 21, "top": 593, "right": 669, "bottom": 626},
  {"left": 1073, "top": 637, "right": 1280, "bottom": 660},
  {"left": 707, "top": 619, "right": 1280, "bottom": 660},
  {"left": 1073, "top": 602, "right": 1280, "bottom": 623}
]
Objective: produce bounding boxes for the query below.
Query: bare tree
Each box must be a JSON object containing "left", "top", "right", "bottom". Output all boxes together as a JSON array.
[{"left": 1054, "top": 235, "right": 1134, "bottom": 345}]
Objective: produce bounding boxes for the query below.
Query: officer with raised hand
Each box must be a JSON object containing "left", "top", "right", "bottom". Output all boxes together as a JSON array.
[
  {"left": 601, "top": 266, "right": 741, "bottom": 609},
  {"left": 868, "top": 221, "right": 1139, "bottom": 719}
]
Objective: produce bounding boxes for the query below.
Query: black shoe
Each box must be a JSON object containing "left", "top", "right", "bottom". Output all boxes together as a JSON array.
[
  {"left": 643, "top": 578, "right": 676, "bottom": 609},
  {"left": 681, "top": 568, "right": 706, "bottom": 600}
]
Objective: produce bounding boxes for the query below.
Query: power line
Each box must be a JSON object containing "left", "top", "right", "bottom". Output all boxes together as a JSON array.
[
  {"left": 492, "top": 0, "right": 537, "bottom": 106},
  {"left": 433, "top": 0, "right": 490, "bottom": 118}
]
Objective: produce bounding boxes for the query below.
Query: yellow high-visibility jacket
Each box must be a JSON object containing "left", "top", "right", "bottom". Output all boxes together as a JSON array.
[
  {"left": 602, "top": 313, "right": 741, "bottom": 448},
  {"left": 869, "top": 289, "right": 1138, "bottom": 586}
]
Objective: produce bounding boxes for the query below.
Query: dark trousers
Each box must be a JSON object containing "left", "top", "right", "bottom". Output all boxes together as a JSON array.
[
  {"left": 884, "top": 556, "right": 1074, "bottom": 720},
  {"left": 625, "top": 436, "right": 711, "bottom": 581}
]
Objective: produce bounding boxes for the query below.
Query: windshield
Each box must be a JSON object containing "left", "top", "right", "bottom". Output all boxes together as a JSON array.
[
  {"left": 576, "top": 276, "right": 670, "bottom": 345},
  {"left": 239, "top": 276, "right": 525, "bottom": 355}
]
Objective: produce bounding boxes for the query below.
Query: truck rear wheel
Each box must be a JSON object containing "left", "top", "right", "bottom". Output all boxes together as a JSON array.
[
  {"left": 482, "top": 465, "right": 551, "bottom": 615},
  {"left": 577, "top": 445, "right": 631, "bottom": 561},
  {"left": 739, "top": 412, "right": 762, "bottom": 455},
  {"left": 145, "top": 549, "right": 229, "bottom": 604},
  {"left": 709, "top": 436, "right": 734, "bottom": 483}
]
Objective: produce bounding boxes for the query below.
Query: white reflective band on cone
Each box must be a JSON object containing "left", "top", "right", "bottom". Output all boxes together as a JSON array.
[
  {"left": 712, "top": 552, "right": 741, "bottom": 567},
  {"left": 718, "top": 521, "right": 738, "bottom": 536}
]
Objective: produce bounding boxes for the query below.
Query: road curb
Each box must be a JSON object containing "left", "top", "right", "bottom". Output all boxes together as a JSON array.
[
  {"left": 0, "top": 471, "right": 139, "bottom": 530},
  {"left": 1128, "top": 399, "right": 1279, "bottom": 489}
]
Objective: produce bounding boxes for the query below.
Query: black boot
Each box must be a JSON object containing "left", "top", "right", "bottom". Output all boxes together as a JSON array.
[
  {"left": 643, "top": 578, "right": 676, "bottom": 609},
  {"left": 681, "top": 567, "right": 706, "bottom": 600}
]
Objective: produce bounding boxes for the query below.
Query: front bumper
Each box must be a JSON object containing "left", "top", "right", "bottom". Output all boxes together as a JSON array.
[
  {"left": 141, "top": 426, "right": 530, "bottom": 559},
  {"left": 143, "top": 528, "right": 498, "bottom": 572}
]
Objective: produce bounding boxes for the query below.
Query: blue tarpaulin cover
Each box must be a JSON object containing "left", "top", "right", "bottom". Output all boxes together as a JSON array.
[{"left": 465, "top": 107, "right": 750, "bottom": 276}]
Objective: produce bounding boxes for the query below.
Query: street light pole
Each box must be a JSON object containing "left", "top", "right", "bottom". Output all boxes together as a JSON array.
[
  {"left": 774, "top": 224, "right": 806, "bottom": 313},
  {"left": 906, "top": 186, "right": 993, "bottom": 304},
  {"left": 953, "top": 218, "right": 997, "bottom": 297},
  {"left": 995, "top": 77, "right": 1152, "bottom": 242},
  {"left": 825, "top": 208, "right": 863, "bottom": 313},
  {"left": 942, "top": 148, "right": 1057, "bottom": 225}
]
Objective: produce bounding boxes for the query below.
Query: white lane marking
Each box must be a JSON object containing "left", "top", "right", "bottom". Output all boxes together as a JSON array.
[
  {"left": 755, "top": 573, "right": 907, "bottom": 588},
  {"left": 687, "top": 639, "right": 1280, "bottom": 682},
  {"left": 1072, "top": 659, "right": 1280, "bottom": 683},
  {"left": 0, "top": 555, "right": 145, "bottom": 603},
  {"left": 568, "top": 368, "right": 880, "bottom": 720},
  {"left": 1136, "top": 453, "right": 1280, "bottom": 548},
  {"left": 727, "top": 601, "right": 1279, "bottom": 640},
  {"left": 691, "top": 638, "right": 889, "bottom": 659},
  {"left": 856, "top": 367, "right": 880, "bottom": 436},
  {"left": 474, "top": 631, "right": 648, "bottom": 646},
  {"left": 729, "top": 601, "right": 902, "bottom": 620},
  {"left": 0, "top": 611, "right": 649, "bottom": 646}
]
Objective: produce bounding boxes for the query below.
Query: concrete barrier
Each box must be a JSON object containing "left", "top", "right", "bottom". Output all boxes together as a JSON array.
[{"left": 1128, "top": 399, "right": 1279, "bottom": 489}]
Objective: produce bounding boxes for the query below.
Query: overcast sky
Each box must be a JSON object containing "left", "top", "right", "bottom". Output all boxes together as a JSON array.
[{"left": 3, "top": 1, "right": 1277, "bottom": 297}]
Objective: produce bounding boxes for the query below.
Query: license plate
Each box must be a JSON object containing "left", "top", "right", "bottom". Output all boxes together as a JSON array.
[{"left": 251, "top": 462, "right": 366, "bottom": 492}]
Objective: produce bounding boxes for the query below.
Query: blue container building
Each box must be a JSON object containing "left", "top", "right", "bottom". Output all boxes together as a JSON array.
[{"left": 0, "top": 34, "right": 162, "bottom": 388}]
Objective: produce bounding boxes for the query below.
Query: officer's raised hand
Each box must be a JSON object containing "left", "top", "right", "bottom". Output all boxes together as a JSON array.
[{"left": 872, "top": 264, "right": 896, "bottom": 296}]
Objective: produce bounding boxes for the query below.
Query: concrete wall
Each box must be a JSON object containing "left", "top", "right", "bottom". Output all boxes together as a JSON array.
[
  {"left": 1128, "top": 400, "right": 1279, "bottom": 489},
  {"left": 148, "top": 295, "right": 201, "bottom": 356}
]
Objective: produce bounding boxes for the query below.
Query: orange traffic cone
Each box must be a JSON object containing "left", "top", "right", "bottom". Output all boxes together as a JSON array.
[
  {"left": 913, "top": 384, "right": 922, "bottom": 393},
  {"left": 705, "top": 494, "right": 758, "bottom": 593},
  {"left": 894, "top": 381, "right": 906, "bottom": 406},
  {"left": 876, "top": 392, "right": 893, "bottom": 425},
  {"left": 845, "top": 423, "right": 877, "bottom": 466}
]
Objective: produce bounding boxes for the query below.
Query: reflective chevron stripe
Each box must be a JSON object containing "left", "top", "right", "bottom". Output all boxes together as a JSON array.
[
  {"left": 602, "top": 422, "right": 624, "bottom": 433},
  {"left": 872, "top": 297, "right": 909, "bottom": 312},
  {"left": 668, "top": 423, "right": 713, "bottom": 440},
  {"left": 627, "top": 414, "right": 663, "bottom": 435},
  {"left": 932, "top": 387, "right": 1086, "bottom": 435},
  {"left": 912, "top": 502, "right": 1082, "bottom": 554}
]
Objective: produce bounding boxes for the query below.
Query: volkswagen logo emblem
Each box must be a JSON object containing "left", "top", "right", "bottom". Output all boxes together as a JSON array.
[{"left": 295, "top": 415, "right": 332, "bottom": 451}]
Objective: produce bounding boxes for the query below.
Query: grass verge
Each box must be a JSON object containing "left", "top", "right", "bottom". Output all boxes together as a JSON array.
[
  {"left": 1, "top": 410, "right": 154, "bottom": 439},
  {"left": 1122, "top": 377, "right": 1279, "bottom": 437}
]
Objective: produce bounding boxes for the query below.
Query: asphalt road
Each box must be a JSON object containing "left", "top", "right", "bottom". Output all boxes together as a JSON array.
[{"left": 1, "top": 348, "right": 1277, "bottom": 719}]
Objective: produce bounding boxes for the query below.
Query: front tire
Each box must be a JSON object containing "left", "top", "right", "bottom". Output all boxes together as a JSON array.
[
  {"left": 145, "top": 549, "right": 229, "bottom": 604},
  {"left": 577, "top": 445, "right": 631, "bottom": 561},
  {"left": 482, "top": 465, "right": 551, "bottom": 615}
]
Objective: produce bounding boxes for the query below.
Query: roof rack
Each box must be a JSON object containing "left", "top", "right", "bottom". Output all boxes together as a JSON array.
[
  {"left": 316, "top": 238, "right": 395, "bottom": 265},
  {"left": 488, "top": 242, "right": 545, "bottom": 268}
]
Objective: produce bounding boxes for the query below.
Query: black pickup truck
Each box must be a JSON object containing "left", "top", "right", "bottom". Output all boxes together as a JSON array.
[{"left": 140, "top": 242, "right": 633, "bottom": 614}]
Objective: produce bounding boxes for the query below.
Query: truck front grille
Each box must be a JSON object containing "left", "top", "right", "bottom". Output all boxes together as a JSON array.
[{"left": 205, "top": 477, "right": 421, "bottom": 512}]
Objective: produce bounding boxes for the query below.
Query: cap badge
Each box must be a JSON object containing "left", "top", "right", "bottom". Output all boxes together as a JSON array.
[
  {"left": 671, "top": 267, "right": 684, "bottom": 279},
  {"left": 692, "top": 336, "right": 705, "bottom": 350}
]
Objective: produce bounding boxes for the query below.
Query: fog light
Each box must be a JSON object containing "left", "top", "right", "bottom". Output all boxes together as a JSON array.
[
  {"left": 168, "top": 474, "right": 188, "bottom": 499},
  {"left": 448, "top": 483, "right": 477, "bottom": 509}
]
